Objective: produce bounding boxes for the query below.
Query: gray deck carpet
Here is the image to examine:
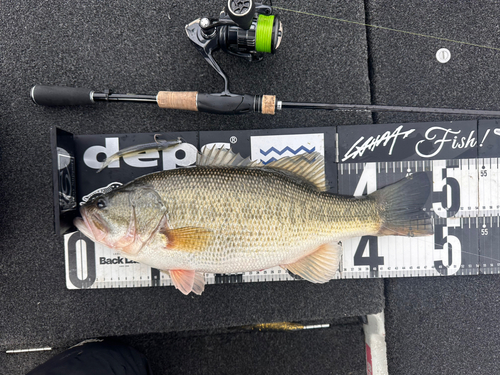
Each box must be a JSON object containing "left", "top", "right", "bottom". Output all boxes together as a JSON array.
[{"left": 2, "top": 0, "right": 500, "bottom": 374}]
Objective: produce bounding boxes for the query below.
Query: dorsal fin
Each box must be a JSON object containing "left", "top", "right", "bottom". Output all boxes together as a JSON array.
[
  {"left": 197, "top": 146, "right": 262, "bottom": 168},
  {"left": 197, "top": 146, "right": 328, "bottom": 192},
  {"left": 265, "top": 152, "right": 328, "bottom": 191}
]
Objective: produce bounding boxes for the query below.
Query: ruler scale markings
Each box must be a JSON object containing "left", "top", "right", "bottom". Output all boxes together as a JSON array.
[
  {"left": 66, "top": 143, "right": 500, "bottom": 288},
  {"left": 485, "top": 158, "right": 489, "bottom": 213},
  {"left": 479, "top": 157, "right": 483, "bottom": 213},
  {"left": 460, "top": 161, "right": 466, "bottom": 214},
  {"left": 497, "top": 157, "right": 500, "bottom": 213},
  {"left": 486, "top": 158, "right": 491, "bottom": 213},
  {"left": 480, "top": 158, "right": 485, "bottom": 213},
  {"left": 469, "top": 159, "right": 475, "bottom": 217},
  {"left": 496, "top": 157, "right": 499, "bottom": 214},
  {"left": 490, "top": 158, "right": 494, "bottom": 212},
  {"left": 463, "top": 161, "right": 468, "bottom": 216}
]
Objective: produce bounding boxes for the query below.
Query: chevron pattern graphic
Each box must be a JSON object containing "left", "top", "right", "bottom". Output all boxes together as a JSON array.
[{"left": 260, "top": 146, "right": 316, "bottom": 164}]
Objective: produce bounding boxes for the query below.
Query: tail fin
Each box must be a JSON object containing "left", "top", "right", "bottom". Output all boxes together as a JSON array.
[{"left": 370, "top": 172, "right": 433, "bottom": 237}]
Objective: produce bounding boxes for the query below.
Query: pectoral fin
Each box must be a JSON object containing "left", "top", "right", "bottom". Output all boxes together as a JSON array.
[
  {"left": 169, "top": 270, "right": 206, "bottom": 295},
  {"left": 160, "top": 227, "right": 212, "bottom": 253},
  {"left": 281, "top": 242, "right": 342, "bottom": 283}
]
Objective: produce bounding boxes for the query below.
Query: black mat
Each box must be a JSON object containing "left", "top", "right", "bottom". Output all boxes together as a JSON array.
[
  {"left": 1, "top": 1, "right": 378, "bottom": 373},
  {"left": 5, "top": 0, "right": 500, "bottom": 374},
  {"left": 3, "top": 318, "right": 367, "bottom": 375},
  {"left": 366, "top": 2, "right": 500, "bottom": 374},
  {"left": 366, "top": 1, "right": 500, "bottom": 124},
  {"left": 385, "top": 276, "right": 500, "bottom": 374}
]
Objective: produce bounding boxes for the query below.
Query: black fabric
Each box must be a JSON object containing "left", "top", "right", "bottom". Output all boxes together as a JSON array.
[
  {"left": 116, "top": 319, "right": 367, "bottom": 375},
  {"left": 1, "top": 2, "right": 378, "bottom": 373},
  {"left": 18, "top": 319, "right": 366, "bottom": 375},
  {"left": 26, "top": 340, "right": 152, "bottom": 375},
  {"left": 385, "top": 276, "right": 500, "bottom": 375},
  {"left": 4, "top": 0, "right": 500, "bottom": 374},
  {"left": 365, "top": 1, "right": 500, "bottom": 125},
  {"left": 366, "top": 2, "right": 500, "bottom": 373}
]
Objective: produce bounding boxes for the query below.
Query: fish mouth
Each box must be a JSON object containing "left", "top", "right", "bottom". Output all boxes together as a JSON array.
[
  {"left": 74, "top": 217, "right": 95, "bottom": 240},
  {"left": 73, "top": 208, "right": 108, "bottom": 243}
]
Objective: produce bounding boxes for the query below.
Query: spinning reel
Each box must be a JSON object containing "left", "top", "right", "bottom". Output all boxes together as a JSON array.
[{"left": 186, "top": 0, "right": 282, "bottom": 93}]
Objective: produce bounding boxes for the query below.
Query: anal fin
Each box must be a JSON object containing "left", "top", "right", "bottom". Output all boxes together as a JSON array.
[
  {"left": 281, "top": 242, "right": 342, "bottom": 283},
  {"left": 169, "top": 270, "right": 206, "bottom": 295}
]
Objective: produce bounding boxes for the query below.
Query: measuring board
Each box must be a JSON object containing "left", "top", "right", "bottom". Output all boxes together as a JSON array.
[{"left": 55, "top": 119, "right": 500, "bottom": 289}]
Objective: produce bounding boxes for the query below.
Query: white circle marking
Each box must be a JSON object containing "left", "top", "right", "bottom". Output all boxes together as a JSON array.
[{"left": 436, "top": 48, "right": 451, "bottom": 63}]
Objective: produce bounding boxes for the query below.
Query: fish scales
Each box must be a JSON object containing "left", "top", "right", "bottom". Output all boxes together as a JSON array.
[{"left": 133, "top": 166, "right": 381, "bottom": 273}]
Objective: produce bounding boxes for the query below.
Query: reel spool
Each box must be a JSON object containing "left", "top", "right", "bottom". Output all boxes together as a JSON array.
[{"left": 219, "top": 1, "right": 282, "bottom": 60}]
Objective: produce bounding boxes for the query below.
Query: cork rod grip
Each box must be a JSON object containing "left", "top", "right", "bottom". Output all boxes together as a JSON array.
[
  {"left": 261, "top": 95, "right": 276, "bottom": 115},
  {"left": 157, "top": 91, "right": 198, "bottom": 111}
]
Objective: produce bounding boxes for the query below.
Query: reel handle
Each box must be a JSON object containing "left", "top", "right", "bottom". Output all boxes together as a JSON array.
[
  {"left": 157, "top": 91, "right": 276, "bottom": 115},
  {"left": 31, "top": 85, "right": 95, "bottom": 106}
]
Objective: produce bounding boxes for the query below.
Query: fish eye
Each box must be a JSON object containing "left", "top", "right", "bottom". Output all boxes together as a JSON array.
[{"left": 96, "top": 198, "right": 107, "bottom": 209}]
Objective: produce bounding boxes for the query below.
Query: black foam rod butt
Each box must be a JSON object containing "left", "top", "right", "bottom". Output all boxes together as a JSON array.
[{"left": 31, "top": 85, "right": 95, "bottom": 106}]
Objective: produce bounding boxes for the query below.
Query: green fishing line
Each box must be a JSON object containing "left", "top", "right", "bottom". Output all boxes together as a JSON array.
[
  {"left": 274, "top": 6, "right": 500, "bottom": 52},
  {"left": 256, "top": 15, "right": 274, "bottom": 53}
]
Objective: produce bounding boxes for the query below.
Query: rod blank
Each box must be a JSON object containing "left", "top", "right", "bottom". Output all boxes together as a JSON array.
[{"left": 280, "top": 101, "right": 500, "bottom": 117}]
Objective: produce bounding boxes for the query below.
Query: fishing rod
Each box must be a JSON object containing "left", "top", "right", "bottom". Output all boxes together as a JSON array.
[
  {"left": 30, "top": 85, "right": 500, "bottom": 117},
  {"left": 30, "top": 0, "right": 500, "bottom": 118},
  {"left": 32, "top": 0, "right": 282, "bottom": 115}
]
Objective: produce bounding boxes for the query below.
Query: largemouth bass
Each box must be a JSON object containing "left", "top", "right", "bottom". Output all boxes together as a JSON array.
[{"left": 74, "top": 148, "right": 432, "bottom": 295}]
